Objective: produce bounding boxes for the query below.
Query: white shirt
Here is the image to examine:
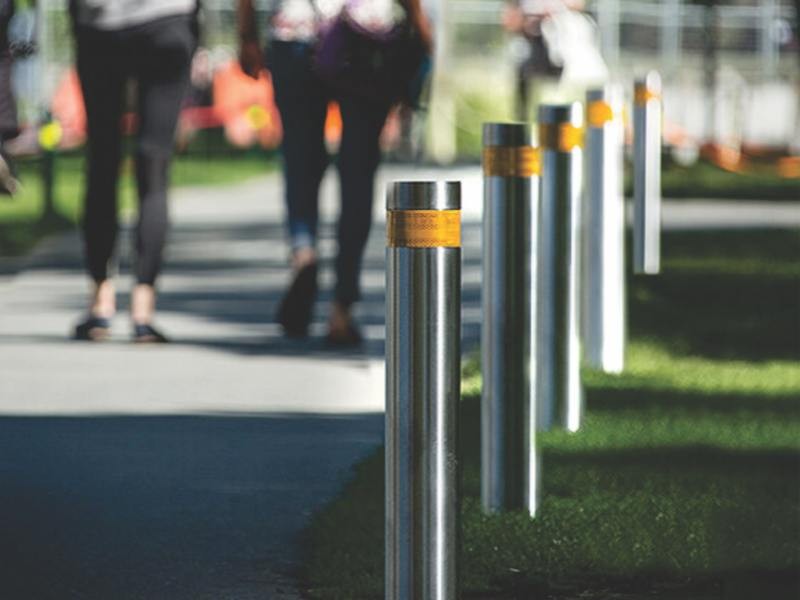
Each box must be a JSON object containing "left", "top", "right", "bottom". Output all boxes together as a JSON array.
[
  {"left": 71, "top": 0, "right": 196, "bottom": 30},
  {"left": 270, "top": 0, "right": 400, "bottom": 42}
]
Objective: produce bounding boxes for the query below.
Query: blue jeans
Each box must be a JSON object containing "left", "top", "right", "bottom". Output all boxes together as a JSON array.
[{"left": 269, "top": 40, "right": 389, "bottom": 307}]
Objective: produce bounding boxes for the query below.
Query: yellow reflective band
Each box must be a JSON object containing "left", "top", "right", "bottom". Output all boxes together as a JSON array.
[
  {"left": 387, "top": 210, "right": 461, "bottom": 248},
  {"left": 587, "top": 100, "right": 615, "bottom": 128},
  {"left": 39, "top": 121, "right": 63, "bottom": 151},
  {"left": 634, "top": 85, "right": 660, "bottom": 106},
  {"left": 539, "top": 123, "right": 584, "bottom": 152},
  {"left": 246, "top": 105, "right": 270, "bottom": 130},
  {"left": 482, "top": 146, "right": 541, "bottom": 178}
]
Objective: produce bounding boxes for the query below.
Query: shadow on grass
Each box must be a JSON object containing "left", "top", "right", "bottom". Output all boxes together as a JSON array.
[
  {"left": 304, "top": 389, "right": 800, "bottom": 599},
  {"left": 629, "top": 229, "right": 800, "bottom": 362},
  {"left": 587, "top": 388, "right": 800, "bottom": 415}
]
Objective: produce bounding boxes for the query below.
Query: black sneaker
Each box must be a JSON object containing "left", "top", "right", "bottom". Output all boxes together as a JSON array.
[{"left": 276, "top": 262, "right": 318, "bottom": 338}]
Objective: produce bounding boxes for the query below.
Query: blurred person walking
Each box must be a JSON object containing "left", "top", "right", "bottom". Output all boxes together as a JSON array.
[
  {"left": 504, "top": 0, "right": 605, "bottom": 119},
  {"left": 0, "top": 0, "right": 21, "bottom": 196},
  {"left": 504, "top": 0, "right": 565, "bottom": 121},
  {"left": 69, "top": 0, "right": 199, "bottom": 342},
  {"left": 237, "top": 0, "right": 432, "bottom": 347}
]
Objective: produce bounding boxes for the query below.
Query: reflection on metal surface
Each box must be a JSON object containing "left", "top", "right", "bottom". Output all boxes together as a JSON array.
[
  {"left": 536, "top": 103, "right": 585, "bottom": 434},
  {"left": 481, "top": 123, "right": 540, "bottom": 517},
  {"left": 386, "top": 181, "right": 461, "bottom": 600},
  {"left": 633, "top": 71, "right": 662, "bottom": 275},
  {"left": 584, "top": 87, "right": 626, "bottom": 375}
]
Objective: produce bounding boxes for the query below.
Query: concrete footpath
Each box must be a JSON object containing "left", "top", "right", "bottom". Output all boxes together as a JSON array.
[{"left": 0, "top": 165, "right": 797, "bottom": 599}]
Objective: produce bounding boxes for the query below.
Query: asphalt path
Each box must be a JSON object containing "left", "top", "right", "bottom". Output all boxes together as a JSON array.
[{"left": 0, "top": 166, "right": 796, "bottom": 599}]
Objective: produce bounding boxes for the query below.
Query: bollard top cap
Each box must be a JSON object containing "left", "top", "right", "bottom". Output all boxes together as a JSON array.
[
  {"left": 587, "top": 83, "right": 623, "bottom": 103},
  {"left": 634, "top": 71, "right": 662, "bottom": 92},
  {"left": 482, "top": 123, "right": 532, "bottom": 147},
  {"left": 538, "top": 102, "right": 583, "bottom": 126},
  {"left": 387, "top": 181, "right": 461, "bottom": 211}
]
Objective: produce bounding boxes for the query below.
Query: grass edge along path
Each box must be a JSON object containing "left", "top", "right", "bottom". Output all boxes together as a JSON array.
[
  {"left": 301, "top": 228, "right": 800, "bottom": 600},
  {"left": 0, "top": 151, "right": 277, "bottom": 257}
]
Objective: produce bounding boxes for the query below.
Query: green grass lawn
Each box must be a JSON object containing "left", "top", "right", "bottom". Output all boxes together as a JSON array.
[
  {"left": 0, "top": 149, "right": 276, "bottom": 256},
  {"left": 646, "top": 160, "right": 800, "bottom": 201},
  {"left": 303, "top": 229, "right": 800, "bottom": 599}
]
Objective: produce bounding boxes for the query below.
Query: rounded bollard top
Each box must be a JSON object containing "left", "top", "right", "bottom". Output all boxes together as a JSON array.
[
  {"left": 387, "top": 181, "right": 461, "bottom": 211},
  {"left": 586, "top": 85, "right": 623, "bottom": 128},
  {"left": 635, "top": 71, "right": 662, "bottom": 93},
  {"left": 538, "top": 103, "right": 584, "bottom": 126},
  {"left": 538, "top": 103, "right": 584, "bottom": 152},
  {"left": 482, "top": 123, "right": 532, "bottom": 147},
  {"left": 587, "top": 83, "right": 624, "bottom": 104}
]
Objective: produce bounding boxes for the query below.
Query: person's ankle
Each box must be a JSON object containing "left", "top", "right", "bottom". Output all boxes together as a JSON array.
[
  {"left": 291, "top": 246, "right": 317, "bottom": 271},
  {"left": 131, "top": 283, "right": 156, "bottom": 325},
  {"left": 90, "top": 279, "right": 116, "bottom": 319},
  {"left": 328, "top": 301, "right": 352, "bottom": 334}
]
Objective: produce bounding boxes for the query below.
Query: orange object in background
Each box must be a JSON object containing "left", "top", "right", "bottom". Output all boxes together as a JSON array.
[
  {"left": 701, "top": 142, "right": 745, "bottom": 173},
  {"left": 212, "top": 61, "right": 282, "bottom": 149},
  {"left": 325, "top": 101, "right": 342, "bottom": 149},
  {"left": 50, "top": 69, "right": 87, "bottom": 150},
  {"left": 777, "top": 156, "right": 800, "bottom": 179}
]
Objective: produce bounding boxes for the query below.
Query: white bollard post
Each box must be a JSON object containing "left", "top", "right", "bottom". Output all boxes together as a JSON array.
[
  {"left": 584, "top": 86, "right": 626, "bottom": 374},
  {"left": 633, "top": 72, "right": 662, "bottom": 275}
]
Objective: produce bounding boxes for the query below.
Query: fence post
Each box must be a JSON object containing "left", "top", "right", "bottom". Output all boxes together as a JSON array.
[
  {"left": 481, "top": 123, "right": 541, "bottom": 516},
  {"left": 386, "top": 181, "right": 461, "bottom": 600},
  {"left": 584, "top": 87, "right": 626, "bottom": 374},
  {"left": 633, "top": 72, "right": 662, "bottom": 275},
  {"left": 536, "top": 103, "right": 584, "bottom": 433}
]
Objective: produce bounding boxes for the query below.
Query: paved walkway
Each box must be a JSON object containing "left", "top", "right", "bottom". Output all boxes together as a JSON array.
[{"left": 0, "top": 165, "right": 797, "bottom": 599}]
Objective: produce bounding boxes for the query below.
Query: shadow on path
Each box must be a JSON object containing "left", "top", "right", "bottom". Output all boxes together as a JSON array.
[{"left": 0, "top": 413, "right": 384, "bottom": 600}]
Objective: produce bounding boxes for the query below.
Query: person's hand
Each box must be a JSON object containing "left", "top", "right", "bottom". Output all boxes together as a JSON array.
[
  {"left": 239, "top": 38, "right": 263, "bottom": 79},
  {"left": 414, "top": 15, "right": 434, "bottom": 55},
  {"left": 502, "top": 5, "right": 525, "bottom": 33}
]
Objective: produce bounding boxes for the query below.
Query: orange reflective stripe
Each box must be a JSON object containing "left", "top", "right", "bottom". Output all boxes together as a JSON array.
[
  {"left": 634, "top": 85, "right": 660, "bottom": 106},
  {"left": 539, "top": 123, "right": 584, "bottom": 152},
  {"left": 587, "top": 100, "right": 615, "bottom": 128},
  {"left": 482, "top": 146, "right": 541, "bottom": 178},
  {"left": 387, "top": 210, "right": 461, "bottom": 248}
]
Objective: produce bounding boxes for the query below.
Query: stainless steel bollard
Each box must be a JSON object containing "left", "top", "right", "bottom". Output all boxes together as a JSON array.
[
  {"left": 584, "top": 87, "right": 626, "bottom": 374},
  {"left": 633, "top": 72, "right": 662, "bottom": 275},
  {"left": 480, "top": 123, "right": 541, "bottom": 516},
  {"left": 386, "top": 181, "right": 461, "bottom": 600},
  {"left": 536, "top": 103, "right": 584, "bottom": 433}
]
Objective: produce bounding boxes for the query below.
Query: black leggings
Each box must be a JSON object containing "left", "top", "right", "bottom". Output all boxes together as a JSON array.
[
  {"left": 75, "top": 15, "right": 195, "bottom": 285},
  {"left": 269, "top": 41, "right": 390, "bottom": 307},
  {"left": 0, "top": 0, "right": 15, "bottom": 139}
]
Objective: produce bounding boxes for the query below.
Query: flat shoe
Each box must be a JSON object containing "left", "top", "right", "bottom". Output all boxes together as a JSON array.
[
  {"left": 276, "top": 262, "right": 318, "bottom": 338},
  {"left": 325, "top": 321, "right": 363, "bottom": 348},
  {"left": 133, "top": 323, "right": 169, "bottom": 344},
  {"left": 0, "top": 150, "right": 19, "bottom": 197},
  {"left": 73, "top": 316, "right": 111, "bottom": 341}
]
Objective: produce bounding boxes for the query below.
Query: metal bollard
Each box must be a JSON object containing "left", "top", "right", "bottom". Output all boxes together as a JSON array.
[
  {"left": 480, "top": 123, "right": 541, "bottom": 516},
  {"left": 584, "top": 86, "right": 626, "bottom": 374},
  {"left": 633, "top": 72, "right": 662, "bottom": 275},
  {"left": 536, "top": 103, "right": 584, "bottom": 433},
  {"left": 386, "top": 181, "right": 461, "bottom": 600}
]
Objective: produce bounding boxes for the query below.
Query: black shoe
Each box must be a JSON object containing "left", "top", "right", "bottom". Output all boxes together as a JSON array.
[
  {"left": 276, "top": 263, "right": 318, "bottom": 337},
  {"left": 325, "top": 320, "right": 364, "bottom": 348},
  {"left": 73, "top": 316, "right": 111, "bottom": 341},
  {"left": 133, "top": 323, "right": 169, "bottom": 344}
]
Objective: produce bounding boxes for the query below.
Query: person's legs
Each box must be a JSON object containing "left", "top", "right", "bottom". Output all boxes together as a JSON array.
[
  {"left": 331, "top": 93, "right": 390, "bottom": 342},
  {"left": 269, "top": 41, "right": 329, "bottom": 257},
  {"left": 0, "top": 10, "right": 18, "bottom": 195},
  {"left": 130, "top": 16, "right": 195, "bottom": 333},
  {"left": 75, "top": 28, "right": 127, "bottom": 329},
  {"left": 269, "top": 41, "right": 329, "bottom": 336}
]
